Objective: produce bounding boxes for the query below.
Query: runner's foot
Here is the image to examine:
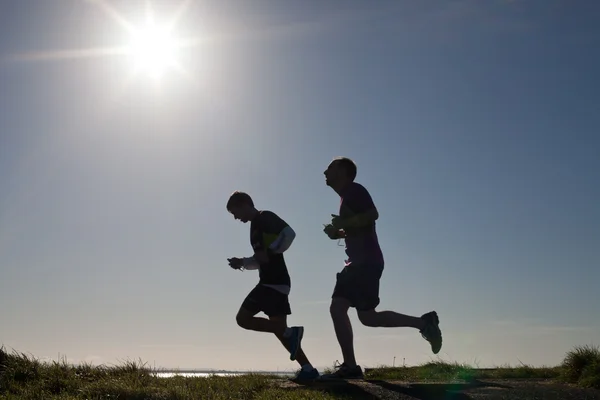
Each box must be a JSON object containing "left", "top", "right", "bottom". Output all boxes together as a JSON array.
[
  {"left": 420, "top": 311, "right": 442, "bottom": 354},
  {"left": 319, "top": 361, "right": 364, "bottom": 380},
  {"left": 290, "top": 367, "right": 320, "bottom": 383}
]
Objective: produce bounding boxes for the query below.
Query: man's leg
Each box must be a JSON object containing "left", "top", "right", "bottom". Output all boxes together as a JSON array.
[
  {"left": 320, "top": 269, "right": 365, "bottom": 380},
  {"left": 354, "top": 265, "right": 443, "bottom": 354},
  {"left": 237, "top": 285, "right": 304, "bottom": 361},
  {"left": 329, "top": 296, "right": 357, "bottom": 368},
  {"left": 269, "top": 315, "right": 312, "bottom": 368},
  {"left": 236, "top": 307, "right": 286, "bottom": 334},
  {"left": 270, "top": 315, "right": 319, "bottom": 382},
  {"left": 356, "top": 309, "right": 425, "bottom": 329},
  {"left": 357, "top": 309, "right": 442, "bottom": 354},
  {"left": 321, "top": 296, "right": 364, "bottom": 380},
  {"left": 348, "top": 264, "right": 421, "bottom": 329},
  {"left": 236, "top": 285, "right": 289, "bottom": 334}
]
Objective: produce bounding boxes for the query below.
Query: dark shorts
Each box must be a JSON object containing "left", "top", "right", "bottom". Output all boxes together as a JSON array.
[
  {"left": 332, "top": 264, "right": 384, "bottom": 311},
  {"left": 241, "top": 284, "right": 291, "bottom": 317}
]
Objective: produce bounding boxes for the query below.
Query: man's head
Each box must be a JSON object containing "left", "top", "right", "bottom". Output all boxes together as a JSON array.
[
  {"left": 226, "top": 191, "right": 257, "bottom": 223},
  {"left": 324, "top": 157, "right": 357, "bottom": 189}
]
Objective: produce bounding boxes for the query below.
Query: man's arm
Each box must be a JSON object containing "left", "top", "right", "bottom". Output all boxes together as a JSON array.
[
  {"left": 268, "top": 225, "right": 296, "bottom": 253},
  {"left": 243, "top": 211, "right": 294, "bottom": 267},
  {"left": 332, "top": 208, "right": 378, "bottom": 229},
  {"left": 242, "top": 256, "right": 260, "bottom": 270},
  {"left": 332, "top": 184, "right": 379, "bottom": 229},
  {"left": 263, "top": 211, "right": 296, "bottom": 253},
  {"left": 324, "top": 224, "right": 346, "bottom": 239}
]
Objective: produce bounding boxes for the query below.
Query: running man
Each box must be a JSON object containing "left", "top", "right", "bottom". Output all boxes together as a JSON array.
[
  {"left": 226, "top": 191, "right": 320, "bottom": 382},
  {"left": 320, "top": 157, "right": 443, "bottom": 379}
]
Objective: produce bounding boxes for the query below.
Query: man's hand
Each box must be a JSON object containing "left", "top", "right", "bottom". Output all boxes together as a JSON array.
[
  {"left": 254, "top": 249, "right": 269, "bottom": 264},
  {"left": 227, "top": 257, "right": 244, "bottom": 270},
  {"left": 330, "top": 214, "right": 348, "bottom": 230},
  {"left": 323, "top": 224, "right": 344, "bottom": 240}
]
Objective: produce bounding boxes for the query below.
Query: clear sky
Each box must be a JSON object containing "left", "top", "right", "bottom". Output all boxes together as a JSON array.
[{"left": 1, "top": 0, "right": 599, "bottom": 372}]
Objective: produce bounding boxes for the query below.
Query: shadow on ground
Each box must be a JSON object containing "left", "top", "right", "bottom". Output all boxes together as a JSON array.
[
  {"left": 291, "top": 379, "right": 513, "bottom": 399},
  {"left": 367, "top": 379, "right": 511, "bottom": 399},
  {"left": 288, "top": 380, "right": 380, "bottom": 399}
]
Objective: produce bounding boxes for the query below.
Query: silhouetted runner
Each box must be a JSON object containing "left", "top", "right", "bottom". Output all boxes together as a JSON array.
[
  {"left": 226, "top": 191, "right": 320, "bottom": 382},
  {"left": 320, "top": 157, "right": 443, "bottom": 380}
]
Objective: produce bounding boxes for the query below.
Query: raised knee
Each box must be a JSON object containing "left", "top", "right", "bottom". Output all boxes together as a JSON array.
[
  {"left": 329, "top": 302, "right": 340, "bottom": 317},
  {"left": 236, "top": 313, "right": 250, "bottom": 329},
  {"left": 357, "top": 310, "right": 378, "bottom": 327},
  {"left": 330, "top": 298, "right": 350, "bottom": 318}
]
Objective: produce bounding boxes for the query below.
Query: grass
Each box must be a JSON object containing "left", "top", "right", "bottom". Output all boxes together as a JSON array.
[
  {"left": 0, "top": 348, "right": 345, "bottom": 400},
  {"left": 363, "top": 361, "right": 562, "bottom": 382},
  {"left": 560, "top": 344, "right": 600, "bottom": 389},
  {"left": 1, "top": 344, "right": 599, "bottom": 399},
  {"left": 363, "top": 344, "right": 600, "bottom": 389}
]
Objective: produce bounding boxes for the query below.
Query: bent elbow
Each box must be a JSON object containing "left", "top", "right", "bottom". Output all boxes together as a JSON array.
[
  {"left": 271, "top": 226, "right": 296, "bottom": 253},
  {"left": 286, "top": 226, "right": 296, "bottom": 242},
  {"left": 370, "top": 208, "right": 379, "bottom": 221}
]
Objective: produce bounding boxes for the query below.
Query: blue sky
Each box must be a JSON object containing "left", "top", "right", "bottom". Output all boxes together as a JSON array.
[{"left": 0, "top": 0, "right": 599, "bottom": 371}]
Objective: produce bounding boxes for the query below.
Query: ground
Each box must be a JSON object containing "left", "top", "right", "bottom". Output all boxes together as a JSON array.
[{"left": 283, "top": 378, "right": 600, "bottom": 400}]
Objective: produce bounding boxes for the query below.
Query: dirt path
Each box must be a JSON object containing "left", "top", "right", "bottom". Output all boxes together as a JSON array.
[{"left": 281, "top": 378, "right": 600, "bottom": 399}]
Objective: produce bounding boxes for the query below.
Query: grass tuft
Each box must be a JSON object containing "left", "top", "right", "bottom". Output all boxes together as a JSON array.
[
  {"left": 365, "top": 360, "right": 562, "bottom": 382},
  {"left": 561, "top": 344, "right": 600, "bottom": 389},
  {"left": 366, "top": 360, "right": 475, "bottom": 381}
]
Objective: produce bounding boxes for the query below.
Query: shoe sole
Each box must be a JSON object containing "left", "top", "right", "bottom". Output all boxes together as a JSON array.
[
  {"left": 432, "top": 312, "right": 442, "bottom": 354},
  {"left": 423, "top": 312, "right": 442, "bottom": 354}
]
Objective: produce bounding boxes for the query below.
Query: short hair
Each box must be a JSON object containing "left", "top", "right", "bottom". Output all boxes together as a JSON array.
[
  {"left": 226, "top": 191, "right": 254, "bottom": 211},
  {"left": 334, "top": 157, "right": 357, "bottom": 181}
]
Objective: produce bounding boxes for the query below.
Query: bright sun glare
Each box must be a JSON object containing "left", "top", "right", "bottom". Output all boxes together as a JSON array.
[
  {"left": 10, "top": 1, "right": 195, "bottom": 83},
  {"left": 128, "top": 21, "right": 177, "bottom": 79}
]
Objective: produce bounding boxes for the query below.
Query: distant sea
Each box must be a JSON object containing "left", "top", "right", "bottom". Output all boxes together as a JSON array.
[{"left": 155, "top": 371, "right": 295, "bottom": 378}]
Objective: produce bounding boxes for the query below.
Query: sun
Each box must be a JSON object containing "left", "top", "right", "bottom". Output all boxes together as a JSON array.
[
  {"left": 127, "top": 20, "right": 178, "bottom": 79},
  {"left": 8, "top": 0, "right": 197, "bottom": 82}
]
